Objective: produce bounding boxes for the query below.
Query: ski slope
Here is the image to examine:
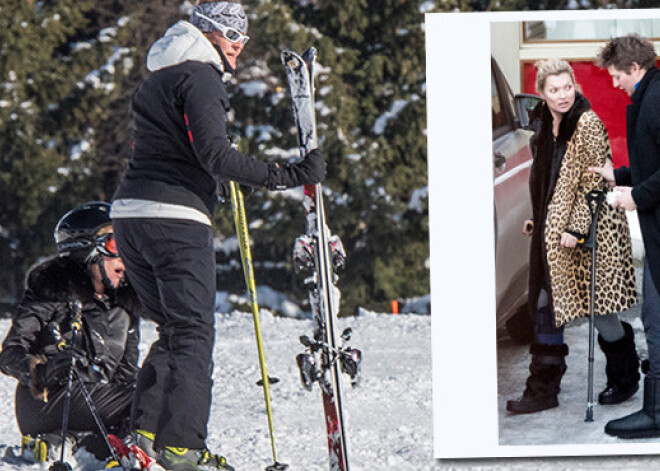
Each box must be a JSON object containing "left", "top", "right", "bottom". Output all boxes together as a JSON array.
[{"left": 0, "top": 310, "right": 433, "bottom": 470}]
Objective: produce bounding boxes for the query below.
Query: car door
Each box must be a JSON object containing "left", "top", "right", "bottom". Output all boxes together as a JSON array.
[{"left": 492, "top": 58, "right": 535, "bottom": 327}]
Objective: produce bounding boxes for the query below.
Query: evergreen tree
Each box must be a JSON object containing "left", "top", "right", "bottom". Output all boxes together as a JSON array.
[
  {"left": 0, "top": 0, "right": 131, "bottom": 304},
  {"left": 213, "top": 0, "right": 430, "bottom": 315},
  {"left": 7, "top": 0, "right": 648, "bottom": 315}
]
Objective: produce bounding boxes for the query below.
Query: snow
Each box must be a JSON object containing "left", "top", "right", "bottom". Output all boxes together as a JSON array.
[
  {"left": 98, "top": 28, "right": 118, "bottom": 43},
  {"left": 419, "top": 1, "right": 436, "bottom": 14},
  {"left": 408, "top": 187, "right": 428, "bottom": 213},
  {"left": 0, "top": 310, "right": 432, "bottom": 470},
  {"left": 239, "top": 81, "right": 269, "bottom": 98},
  {"left": 70, "top": 140, "right": 91, "bottom": 161},
  {"left": 497, "top": 312, "right": 646, "bottom": 447},
  {"left": 372, "top": 100, "right": 409, "bottom": 135},
  {"left": 245, "top": 125, "right": 281, "bottom": 142},
  {"left": 262, "top": 146, "right": 300, "bottom": 160}
]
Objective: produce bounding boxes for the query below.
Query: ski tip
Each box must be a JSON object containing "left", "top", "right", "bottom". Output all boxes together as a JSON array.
[{"left": 302, "top": 47, "right": 317, "bottom": 63}]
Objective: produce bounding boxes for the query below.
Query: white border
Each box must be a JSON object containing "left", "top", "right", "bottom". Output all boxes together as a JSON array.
[{"left": 427, "top": 8, "right": 660, "bottom": 459}]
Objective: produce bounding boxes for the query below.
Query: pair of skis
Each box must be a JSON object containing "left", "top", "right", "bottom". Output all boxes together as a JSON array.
[{"left": 281, "top": 48, "right": 361, "bottom": 471}]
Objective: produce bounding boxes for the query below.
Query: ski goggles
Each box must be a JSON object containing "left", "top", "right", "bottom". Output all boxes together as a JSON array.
[
  {"left": 95, "top": 232, "right": 120, "bottom": 258},
  {"left": 194, "top": 11, "right": 250, "bottom": 45}
]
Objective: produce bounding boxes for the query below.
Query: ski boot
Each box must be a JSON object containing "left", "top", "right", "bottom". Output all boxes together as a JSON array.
[
  {"left": 20, "top": 434, "right": 52, "bottom": 463},
  {"left": 157, "top": 447, "right": 234, "bottom": 471}
]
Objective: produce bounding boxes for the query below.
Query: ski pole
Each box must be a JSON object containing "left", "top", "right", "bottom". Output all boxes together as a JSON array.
[
  {"left": 578, "top": 189, "right": 606, "bottom": 422},
  {"left": 229, "top": 180, "right": 288, "bottom": 471},
  {"left": 74, "top": 375, "right": 128, "bottom": 470},
  {"left": 49, "top": 308, "right": 129, "bottom": 470},
  {"left": 49, "top": 299, "right": 83, "bottom": 471}
]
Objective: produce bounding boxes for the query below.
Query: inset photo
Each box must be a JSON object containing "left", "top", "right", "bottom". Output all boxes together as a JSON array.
[{"left": 428, "top": 8, "right": 660, "bottom": 459}]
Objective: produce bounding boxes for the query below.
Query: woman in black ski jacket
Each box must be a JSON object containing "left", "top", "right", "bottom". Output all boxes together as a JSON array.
[
  {"left": 0, "top": 202, "right": 140, "bottom": 460},
  {"left": 110, "top": 2, "right": 325, "bottom": 468}
]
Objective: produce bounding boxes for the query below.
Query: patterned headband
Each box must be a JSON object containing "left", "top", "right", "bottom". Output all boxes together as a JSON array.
[{"left": 190, "top": 2, "right": 248, "bottom": 35}]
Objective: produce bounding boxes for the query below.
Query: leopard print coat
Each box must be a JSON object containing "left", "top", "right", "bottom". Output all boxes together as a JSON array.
[{"left": 544, "top": 109, "right": 637, "bottom": 326}]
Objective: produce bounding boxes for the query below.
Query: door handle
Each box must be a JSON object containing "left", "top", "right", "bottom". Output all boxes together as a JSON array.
[{"left": 494, "top": 151, "right": 506, "bottom": 169}]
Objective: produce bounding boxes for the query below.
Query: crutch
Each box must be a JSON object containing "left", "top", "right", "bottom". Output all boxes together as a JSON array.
[{"left": 578, "top": 189, "right": 606, "bottom": 422}]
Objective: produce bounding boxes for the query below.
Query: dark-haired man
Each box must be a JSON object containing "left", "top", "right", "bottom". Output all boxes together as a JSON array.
[{"left": 591, "top": 34, "right": 660, "bottom": 438}]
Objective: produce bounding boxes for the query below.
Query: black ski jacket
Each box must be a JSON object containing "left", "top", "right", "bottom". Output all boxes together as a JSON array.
[
  {"left": 113, "top": 20, "right": 270, "bottom": 218},
  {"left": 0, "top": 257, "right": 140, "bottom": 389}
]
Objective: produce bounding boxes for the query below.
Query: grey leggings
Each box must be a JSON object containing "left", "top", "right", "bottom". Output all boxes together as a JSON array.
[{"left": 536, "top": 289, "right": 625, "bottom": 343}]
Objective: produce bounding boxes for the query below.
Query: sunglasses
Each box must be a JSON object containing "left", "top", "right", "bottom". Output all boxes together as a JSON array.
[
  {"left": 194, "top": 11, "right": 250, "bottom": 45},
  {"left": 95, "top": 233, "right": 120, "bottom": 258}
]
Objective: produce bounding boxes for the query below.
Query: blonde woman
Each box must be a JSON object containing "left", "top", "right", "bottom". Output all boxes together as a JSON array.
[{"left": 506, "top": 59, "right": 638, "bottom": 414}]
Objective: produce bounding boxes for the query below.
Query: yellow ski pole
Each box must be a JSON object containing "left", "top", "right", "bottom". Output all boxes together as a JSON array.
[{"left": 229, "top": 181, "right": 288, "bottom": 471}]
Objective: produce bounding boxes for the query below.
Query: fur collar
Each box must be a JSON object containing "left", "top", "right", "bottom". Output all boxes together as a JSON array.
[
  {"left": 25, "top": 256, "right": 137, "bottom": 307},
  {"left": 26, "top": 256, "right": 95, "bottom": 303},
  {"left": 529, "top": 92, "right": 591, "bottom": 146}
]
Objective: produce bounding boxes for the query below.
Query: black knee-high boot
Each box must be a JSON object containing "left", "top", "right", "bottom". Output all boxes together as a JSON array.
[
  {"left": 605, "top": 376, "right": 660, "bottom": 438},
  {"left": 506, "top": 343, "right": 569, "bottom": 414},
  {"left": 598, "top": 321, "right": 640, "bottom": 405}
]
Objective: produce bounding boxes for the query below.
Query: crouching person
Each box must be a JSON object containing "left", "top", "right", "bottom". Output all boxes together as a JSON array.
[{"left": 0, "top": 202, "right": 140, "bottom": 464}]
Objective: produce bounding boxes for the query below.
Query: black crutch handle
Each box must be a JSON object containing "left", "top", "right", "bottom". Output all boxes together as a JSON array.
[{"left": 577, "top": 189, "right": 606, "bottom": 250}]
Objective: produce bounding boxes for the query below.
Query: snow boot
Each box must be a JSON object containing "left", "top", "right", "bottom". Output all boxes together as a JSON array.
[
  {"left": 605, "top": 376, "right": 660, "bottom": 438},
  {"left": 506, "top": 343, "right": 568, "bottom": 414},
  {"left": 157, "top": 447, "right": 234, "bottom": 471},
  {"left": 598, "top": 321, "right": 640, "bottom": 405}
]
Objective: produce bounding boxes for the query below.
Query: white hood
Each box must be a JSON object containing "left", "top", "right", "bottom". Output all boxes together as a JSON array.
[{"left": 146, "top": 20, "right": 225, "bottom": 74}]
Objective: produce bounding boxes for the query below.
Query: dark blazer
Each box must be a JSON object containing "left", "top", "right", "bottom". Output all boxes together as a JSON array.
[{"left": 615, "top": 67, "right": 660, "bottom": 295}]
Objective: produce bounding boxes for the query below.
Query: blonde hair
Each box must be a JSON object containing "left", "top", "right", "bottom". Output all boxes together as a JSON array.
[{"left": 535, "top": 58, "right": 576, "bottom": 94}]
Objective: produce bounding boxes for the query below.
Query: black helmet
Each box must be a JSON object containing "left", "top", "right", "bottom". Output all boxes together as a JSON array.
[{"left": 54, "top": 201, "right": 113, "bottom": 259}]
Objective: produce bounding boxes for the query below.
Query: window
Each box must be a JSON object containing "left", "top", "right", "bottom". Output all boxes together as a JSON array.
[
  {"left": 524, "top": 19, "right": 660, "bottom": 42},
  {"left": 492, "top": 73, "right": 507, "bottom": 133}
]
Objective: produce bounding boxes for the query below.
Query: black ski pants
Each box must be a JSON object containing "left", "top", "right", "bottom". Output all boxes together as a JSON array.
[
  {"left": 113, "top": 218, "right": 216, "bottom": 450},
  {"left": 16, "top": 380, "right": 134, "bottom": 436}
]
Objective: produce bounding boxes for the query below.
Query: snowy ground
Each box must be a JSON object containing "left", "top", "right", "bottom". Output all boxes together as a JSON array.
[
  {"left": 436, "top": 263, "right": 660, "bottom": 471},
  {"left": 0, "top": 309, "right": 433, "bottom": 470},
  {"left": 496, "top": 262, "right": 648, "bottom": 448}
]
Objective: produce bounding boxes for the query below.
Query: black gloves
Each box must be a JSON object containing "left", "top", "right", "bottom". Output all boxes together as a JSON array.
[
  {"left": 32, "top": 349, "right": 87, "bottom": 391},
  {"left": 217, "top": 179, "right": 255, "bottom": 203},
  {"left": 266, "top": 148, "right": 326, "bottom": 191}
]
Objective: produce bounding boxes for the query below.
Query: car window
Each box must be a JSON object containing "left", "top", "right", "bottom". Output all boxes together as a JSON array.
[
  {"left": 502, "top": 76, "right": 517, "bottom": 123},
  {"left": 492, "top": 73, "right": 507, "bottom": 133}
]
